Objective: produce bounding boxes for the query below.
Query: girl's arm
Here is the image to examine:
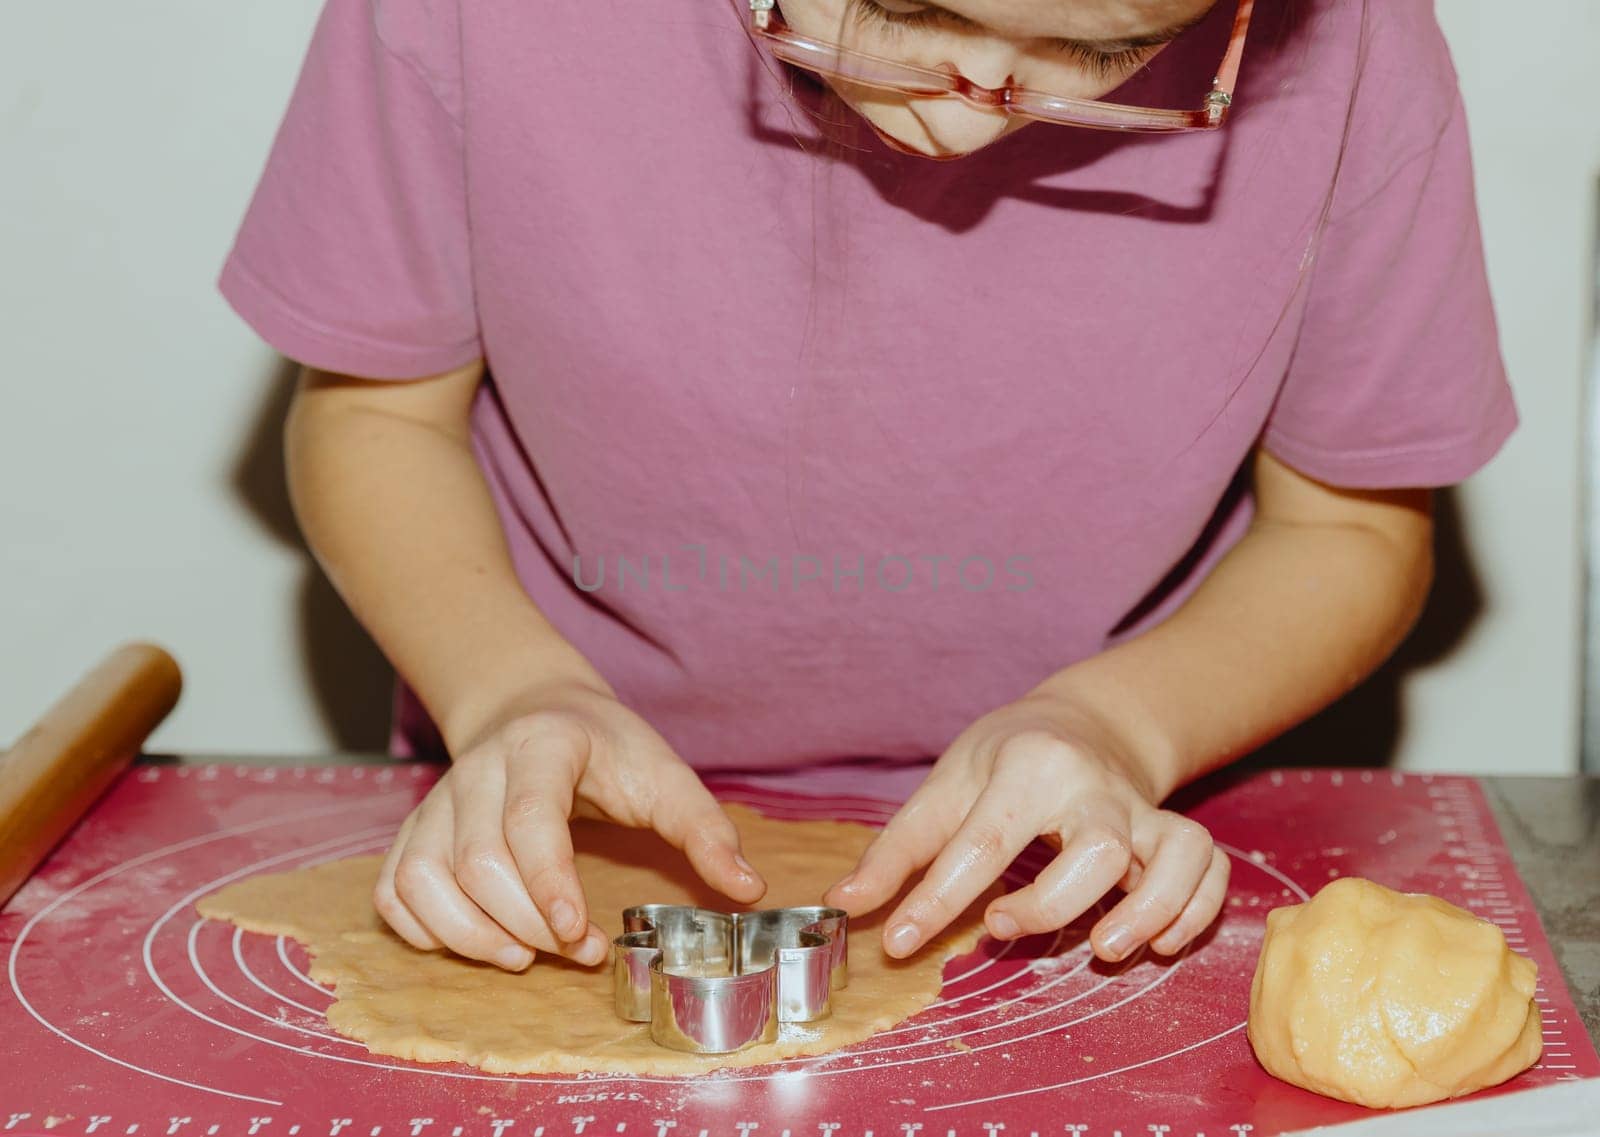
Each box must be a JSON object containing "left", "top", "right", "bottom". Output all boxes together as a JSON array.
[
  {"left": 828, "top": 446, "right": 1434, "bottom": 962},
  {"left": 285, "top": 361, "right": 605, "bottom": 755},
  {"left": 287, "top": 364, "right": 764, "bottom": 971},
  {"left": 1037, "top": 444, "right": 1434, "bottom": 803}
]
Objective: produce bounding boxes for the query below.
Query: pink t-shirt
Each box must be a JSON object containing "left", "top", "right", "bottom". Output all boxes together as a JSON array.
[{"left": 219, "top": 0, "right": 1517, "bottom": 770}]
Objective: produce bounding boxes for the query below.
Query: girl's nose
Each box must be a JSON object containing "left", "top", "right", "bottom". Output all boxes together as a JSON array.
[
  {"left": 946, "top": 37, "right": 1019, "bottom": 93},
  {"left": 905, "top": 37, "right": 1019, "bottom": 154},
  {"left": 908, "top": 50, "right": 1016, "bottom": 154}
]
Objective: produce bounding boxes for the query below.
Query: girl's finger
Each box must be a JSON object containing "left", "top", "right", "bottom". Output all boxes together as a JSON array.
[
  {"left": 650, "top": 758, "right": 767, "bottom": 906},
  {"left": 983, "top": 804, "right": 1135, "bottom": 944},
  {"left": 879, "top": 778, "right": 1046, "bottom": 958},
  {"left": 499, "top": 723, "right": 607, "bottom": 962},
  {"left": 373, "top": 812, "right": 442, "bottom": 951},
  {"left": 823, "top": 768, "right": 967, "bottom": 917},
  {"left": 448, "top": 754, "right": 589, "bottom": 962},
  {"left": 1149, "top": 845, "right": 1231, "bottom": 956},
  {"left": 1088, "top": 812, "right": 1214, "bottom": 961},
  {"left": 391, "top": 792, "right": 537, "bottom": 971}
]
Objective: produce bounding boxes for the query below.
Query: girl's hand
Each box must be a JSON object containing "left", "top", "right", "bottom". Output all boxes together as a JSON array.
[
  {"left": 823, "top": 690, "right": 1227, "bottom": 964},
  {"left": 374, "top": 678, "right": 766, "bottom": 971}
]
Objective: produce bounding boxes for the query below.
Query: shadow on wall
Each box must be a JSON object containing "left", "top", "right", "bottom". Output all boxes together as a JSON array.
[
  {"left": 226, "top": 357, "right": 1486, "bottom": 769},
  {"left": 1245, "top": 485, "right": 1482, "bottom": 770},
  {"left": 230, "top": 357, "right": 394, "bottom": 753}
]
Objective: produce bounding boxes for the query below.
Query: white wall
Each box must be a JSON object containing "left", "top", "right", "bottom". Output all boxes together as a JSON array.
[
  {"left": 0, "top": 0, "right": 393, "bottom": 758},
  {"left": 1, "top": 1, "right": 1596, "bottom": 771},
  {"left": 1422, "top": 1, "right": 1600, "bottom": 773}
]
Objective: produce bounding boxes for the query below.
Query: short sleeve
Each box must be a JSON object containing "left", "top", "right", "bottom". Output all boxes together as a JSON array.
[
  {"left": 1259, "top": 3, "right": 1517, "bottom": 489},
  {"left": 217, "top": 0, "right": 480, "bottom": 379}
]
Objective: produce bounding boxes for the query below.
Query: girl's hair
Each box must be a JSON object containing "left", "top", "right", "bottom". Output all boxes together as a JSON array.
[
  {"left": 733, "top": 0, "right": 874, "bottom": 545},
  {"left": 734, "top": 0, "right": 873, "bottom": 360}
]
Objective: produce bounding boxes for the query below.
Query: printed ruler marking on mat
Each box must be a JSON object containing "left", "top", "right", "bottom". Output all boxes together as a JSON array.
[
  {"left": 1427, "top": 780, "right": 1586, "bottom": 1076},
  {"left": 0, "top": 1122, "right": 1263, "bottom": 1137}
]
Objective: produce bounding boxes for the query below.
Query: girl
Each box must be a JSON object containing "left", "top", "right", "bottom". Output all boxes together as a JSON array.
[{"left": 221, "top": 0, "right": 1515, "bottom": 975}]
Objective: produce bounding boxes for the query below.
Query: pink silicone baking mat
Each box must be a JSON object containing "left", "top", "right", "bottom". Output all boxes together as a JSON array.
[{"left": 2, "top": 764, "right": 1595, "bottom": 1136}]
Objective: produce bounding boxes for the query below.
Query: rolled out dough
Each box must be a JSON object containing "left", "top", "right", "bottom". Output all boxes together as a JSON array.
[
  {"left": 197, "top": 803, "right": 995, "bottom": 1075},
  {"left": 1248, "top": 876, "right": 1542, "bottom": 1109}
]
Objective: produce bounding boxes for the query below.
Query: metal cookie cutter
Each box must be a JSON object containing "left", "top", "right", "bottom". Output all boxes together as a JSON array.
[{"left": 611, "top": 904, "right": 849, "bottom": 1054}]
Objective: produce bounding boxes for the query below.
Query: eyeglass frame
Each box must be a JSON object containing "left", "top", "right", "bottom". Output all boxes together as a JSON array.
[{"left": 748, "top": 0, "right": 1255, "bottom": 133}]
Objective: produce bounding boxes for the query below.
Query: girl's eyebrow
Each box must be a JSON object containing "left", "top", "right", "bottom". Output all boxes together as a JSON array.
[{"left": 904, "top": 1, "right": 1209, "bottom": 52}]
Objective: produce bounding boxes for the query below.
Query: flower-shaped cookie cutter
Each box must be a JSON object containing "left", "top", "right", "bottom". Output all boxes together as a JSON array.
[{"left": 611, "top": 903, "right": 849, "bottom": 1054}]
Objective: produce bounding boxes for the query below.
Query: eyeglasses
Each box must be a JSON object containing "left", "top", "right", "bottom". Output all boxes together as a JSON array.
[{"left": 748, "top": 0, "right": 1254, "bottom": 133}]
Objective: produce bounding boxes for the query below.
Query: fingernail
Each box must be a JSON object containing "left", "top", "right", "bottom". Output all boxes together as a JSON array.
[
  {"left": 1100, "top": 925, "right": 1133, "bottom": 960},
  {"left": 733, "top": 853, "right": 757, "bottom": 879},
  {"left": 987, "top": 911, "right": 1020, "bottom": 940},
  {"left": 550, "top": 898, "right": 581, "bottom": 939},
  {"left": 579, "top": 931, "right": 610, "bottom": 967},
  {"left": 833, "top": 872, "right": 859, "bottom": 893},
  {"left": 887, "top": 922, "right": 921, "bottom": 956},
  {"left": 496, "top": 945, "right": 535, "bottom": 971}
]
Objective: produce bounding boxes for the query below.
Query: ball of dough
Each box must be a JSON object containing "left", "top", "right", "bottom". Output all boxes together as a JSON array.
[{"left": 1248, "top": 876, "right": 1542, "bottom": 1109}]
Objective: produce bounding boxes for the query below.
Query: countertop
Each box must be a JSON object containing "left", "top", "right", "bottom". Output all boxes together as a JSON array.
[{"left": 1480, "top": 776, "right": 1599, "bottom": 1042}]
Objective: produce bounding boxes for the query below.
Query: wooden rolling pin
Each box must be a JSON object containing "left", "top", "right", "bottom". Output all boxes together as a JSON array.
[{"left": 0, "top": 643, "right": 182, "bottom": 908}]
